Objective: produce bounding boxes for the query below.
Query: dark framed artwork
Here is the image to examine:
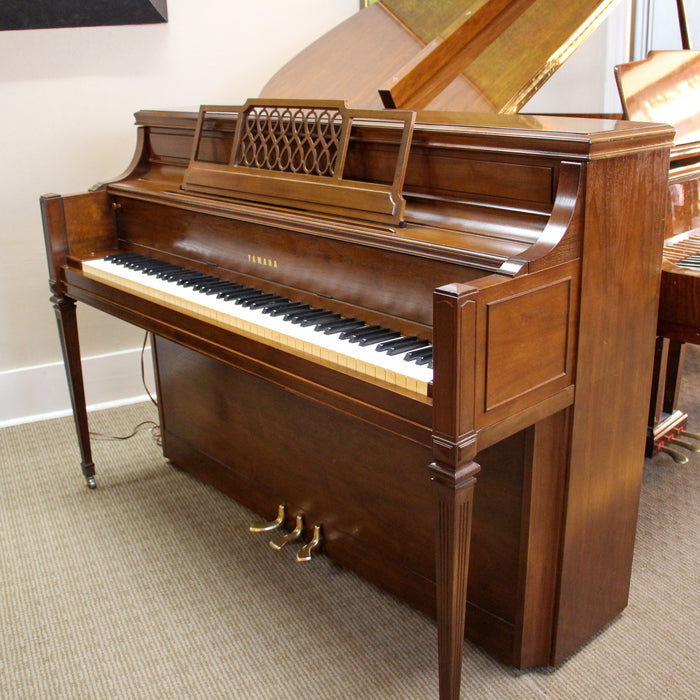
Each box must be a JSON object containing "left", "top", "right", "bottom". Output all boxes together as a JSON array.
[{"left": 0, "top": 1, "right": 168, "bottom": 31}]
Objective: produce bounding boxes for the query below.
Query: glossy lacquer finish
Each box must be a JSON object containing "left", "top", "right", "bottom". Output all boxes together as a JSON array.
[{"left": 42, "top": 103, "right": 673, "bottom": 700}]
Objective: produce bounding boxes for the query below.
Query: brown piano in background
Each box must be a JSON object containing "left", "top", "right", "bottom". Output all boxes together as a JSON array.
[
  {"left": 615, "top": 50, "right": 700, "bottom": 462},
  {"left": 41, "top": 3, "right": 676, "bottom": 699}
]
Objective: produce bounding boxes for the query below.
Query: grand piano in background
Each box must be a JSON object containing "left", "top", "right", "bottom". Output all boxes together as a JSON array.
[
  {"left": 615, "top": 50, "right": 700, "bottom": 463},
  {"left": 41, "top": 2, "right": 676, "bottom": 699}
]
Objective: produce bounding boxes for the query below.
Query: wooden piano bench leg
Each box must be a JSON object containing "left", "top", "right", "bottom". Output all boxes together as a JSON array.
[
  {"left": 51, "top": 294, "right": 96, "bottom": 488},
  {"left": 429, "top": 460, "right": 480, "bottom": 700}
]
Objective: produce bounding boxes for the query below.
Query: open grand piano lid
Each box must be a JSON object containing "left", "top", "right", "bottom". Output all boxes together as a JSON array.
[
  {"left": 615, "top": 51, "right": 700, "bottom": 147},
  {"left": 260, "top": 0, "right": 619, "bottom": 112}
]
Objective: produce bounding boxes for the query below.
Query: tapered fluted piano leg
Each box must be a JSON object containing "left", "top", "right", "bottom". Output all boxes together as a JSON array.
[
  {"left": 430, "top": 461, "right": 480, "bottom": 700},
  {"left": 52, "top": 294, "right": 96, "bottom": 488}
]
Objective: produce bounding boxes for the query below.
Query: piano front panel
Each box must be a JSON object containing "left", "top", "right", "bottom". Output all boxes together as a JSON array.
[{"left": 153, "top": 335, "right": 566, "bottom": 666}]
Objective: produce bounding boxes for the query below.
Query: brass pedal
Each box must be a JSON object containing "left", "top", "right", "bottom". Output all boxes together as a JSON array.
[
  {"left": 297, "top": 525, "right": 322, "bottom": 562},
  {"left": 270, "top": 515, "right": 304, "bottom": 550},
  {"left": 249, "top": 504, "right": 285, "bottom": 533},
  {"left": 670, "top": 437, "right": 700, "bottom": 453},
  {"left": 661, "top": 446, "right": 690, "bottom": 464},
  {"left": 682, "top": 431, "right": 700, "bottom": 442}
]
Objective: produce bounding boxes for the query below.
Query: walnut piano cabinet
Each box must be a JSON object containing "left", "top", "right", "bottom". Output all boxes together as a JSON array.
[{"left": 41, "top": 106, "right": 674, "bottom": 699}]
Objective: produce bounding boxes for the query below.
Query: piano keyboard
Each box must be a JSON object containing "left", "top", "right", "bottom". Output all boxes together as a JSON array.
[{"left": 82, "top": 253, "right": 433, "bottom": 396}]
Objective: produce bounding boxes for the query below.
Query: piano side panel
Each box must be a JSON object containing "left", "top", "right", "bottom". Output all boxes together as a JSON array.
[{"left": 554, "top": 147, "right": 671, "bottom": 662}]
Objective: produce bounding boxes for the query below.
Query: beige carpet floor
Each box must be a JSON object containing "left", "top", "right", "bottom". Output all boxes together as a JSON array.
[{"left": 1, "top": 346, "right": 699, "bottom": 699}]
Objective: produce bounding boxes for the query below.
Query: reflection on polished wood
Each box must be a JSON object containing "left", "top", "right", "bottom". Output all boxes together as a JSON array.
[{"left": 261, "top": 0, "right": 619, "bottom": 112}]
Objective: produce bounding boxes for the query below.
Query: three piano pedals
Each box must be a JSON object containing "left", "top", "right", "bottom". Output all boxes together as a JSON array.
[
  {"left": 657, "top": 416, "right": 700, "bottom": 464},
  {"left": 249, "top": 505, "right": 322, "bottom": 562}
]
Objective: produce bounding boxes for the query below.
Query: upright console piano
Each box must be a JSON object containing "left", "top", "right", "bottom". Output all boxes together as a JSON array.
[{"left": 42, "top": 98, "right": 673, "bottom": 699}]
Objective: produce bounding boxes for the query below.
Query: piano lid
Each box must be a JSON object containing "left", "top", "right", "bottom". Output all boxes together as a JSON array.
[
  {"left": 615, "top": 51, "right": 700, "bottom": 147},
  {"left": 260, "top": 0, "right": 619, "bottom": 113}
]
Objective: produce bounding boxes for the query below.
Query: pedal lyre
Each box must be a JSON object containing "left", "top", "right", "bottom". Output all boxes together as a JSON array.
[
  {"left": 270, "top": 515, "right": 304, "bottom": 550},
  {"left": 249, "top": 504, "right": 285, "bottom": 533},
  {"left": 297, "top": 525, "right": 322, "bottom": 562}
]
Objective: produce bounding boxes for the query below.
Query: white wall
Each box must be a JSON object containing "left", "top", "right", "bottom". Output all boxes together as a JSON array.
[
  {"left": 0, "top": 0, "right": 636, "bottom": 425},
  {"left": 0, "top": 0, "right": 357, "bottom": 426}
]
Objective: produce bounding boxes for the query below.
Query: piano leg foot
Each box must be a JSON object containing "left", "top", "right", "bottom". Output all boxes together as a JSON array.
[{"left": 86, "top": 474, "right": 97, "bottom": 489}]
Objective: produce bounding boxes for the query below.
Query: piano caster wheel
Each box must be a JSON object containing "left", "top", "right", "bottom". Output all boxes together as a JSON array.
[
  {"left": 670, "top": 437, "right": 700, "bottom": 453},
  {"left": 86, "top": 475, "right": 97, "bottom": 489},
  {"left": 270, "top": 515, "right": 304, "bottom": 550},
  {"left": 660, "top": 446, "right": 689, "bottom": 464},
  {"left": 297, "top": 525, "right": 322, "bottom": 562},
  {"left": 249, "top": 504, "right": 285, "bottom": 532}
]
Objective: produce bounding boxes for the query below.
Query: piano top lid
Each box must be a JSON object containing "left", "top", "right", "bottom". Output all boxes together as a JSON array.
[
  {"left": 260, "top": 0, "right": 619, "bottom": 113},
  {"left": 615, "top": 51, "right": 700, "bottom": 147}
]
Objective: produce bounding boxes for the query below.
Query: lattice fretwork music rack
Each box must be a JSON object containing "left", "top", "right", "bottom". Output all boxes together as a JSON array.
[{"left": 182, "top": 99, "right": 416, "bottom": 226}]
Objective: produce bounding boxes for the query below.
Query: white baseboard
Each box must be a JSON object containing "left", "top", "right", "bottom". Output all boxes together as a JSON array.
[{"left": 0, "top": 347, "right": 156, "bottom": 428}]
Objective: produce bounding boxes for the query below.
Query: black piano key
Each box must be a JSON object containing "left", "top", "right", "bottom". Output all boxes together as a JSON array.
[
  {"left": 107, "top": 252, "right": 145, "bottom": 266},
  {"left": 221, "top": 288, "right": 264, "bottom": 302},
  {"left": 265, "top": 302, "right": 309, "bottom": 317},
  {"left": 233, "top": 290, "right": 267, "bottom": 305},
  {"left": 317, "top": 318, "right": 364, "bottom": 334},
  {"left": 181, "top": 275, "right": 220, "bottom": 288},
  {"left": 404, "top": 346, "right": 433, "bottom": 363},
  {"left": 159, "top": 269, "right": 199, "bottom": 281},
  {"left": 299, "top": 312, "right": 341, "bottom": 328},
  {"left": 383, "top": 338, "right": 431, "bottom": 356},
  {"left": 204, "top": 281, "right": 243, "bottom": 294},
  {"left": 376, "top": 336, "right": 417, "bottom": 353},
  {"left": 216, "top": 284, "right": 253, "bottom": 298},
  {"left": 358, "top": 330, "right": 401, "bottom": 347},
  {"left": 105, "top": 252, "right": 138, "bottom": 263},
  {"left": 285, "top": 307, "right": 326, "bottom": 323},
  {"left": 340, "top": 325, "right": 382, "bottom": 341},
  {"left": 125, "top": 257, "right": 158, "bottom": 270},
  {"left": 146, "top": 262, "right": 180, "bottom": 275},
  {"left": 239, "top": 292, "right": 278, "bottom": 308},
  {"left": 678, "top": 254, "right": 700, "bottom": 269},
  {"left": 247, "top": 295, "right": 289, "bottom": 310}
]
